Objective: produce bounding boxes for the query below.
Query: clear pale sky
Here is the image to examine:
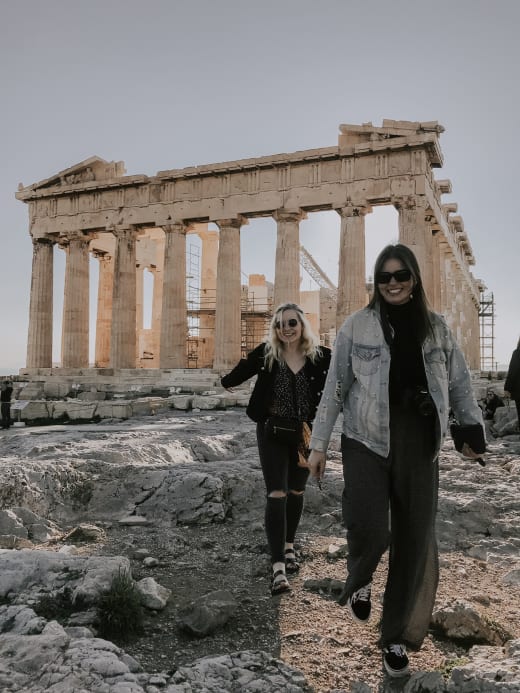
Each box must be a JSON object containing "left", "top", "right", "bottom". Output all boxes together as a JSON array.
[{"left": 1, "top": 0, "right": 519, "bottom": 372}]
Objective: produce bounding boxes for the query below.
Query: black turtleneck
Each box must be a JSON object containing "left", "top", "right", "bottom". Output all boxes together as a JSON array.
[{"left": 384, "top": 301, "right": 427, "bottom": 404}]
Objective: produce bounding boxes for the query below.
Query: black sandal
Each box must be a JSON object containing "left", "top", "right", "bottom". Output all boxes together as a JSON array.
[
  {"left": 271, "top": 569, "right": 290, "bottom": 596},
  {"left": 285, "top": 548, "right": 300, "bottom": 574}
]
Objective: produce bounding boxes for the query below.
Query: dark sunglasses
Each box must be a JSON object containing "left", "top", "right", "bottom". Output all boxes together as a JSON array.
[
  {"left": 275, "top": 318, "right": 299, "bottom": 329},
  {"left": 376, "top": 269, "right": 412, "bottom": 284}
]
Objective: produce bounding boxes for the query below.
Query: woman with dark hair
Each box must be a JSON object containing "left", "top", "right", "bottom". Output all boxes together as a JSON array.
[
  {"left": 504, "top": 336, "right": 520, "bottom": 428},
  {"left": 221, "top": 302, "right": 331, "bottom": 596},
  {"left": 0, "top": 381, "right": 13, "bottom": 429},
  {"left": 308, "top": 244, "right": 484, "bottom": 677}
]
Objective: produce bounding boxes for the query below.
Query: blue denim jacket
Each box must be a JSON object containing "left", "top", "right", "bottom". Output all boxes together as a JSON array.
[{"left": 309, "top": 306, "right": 484, "bottom": 457}]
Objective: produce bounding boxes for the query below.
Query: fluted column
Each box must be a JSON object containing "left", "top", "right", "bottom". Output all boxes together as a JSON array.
[
  {"left": 437, "top": 239, "right": 449, "bottom": 316},
  {"left": 453, "top": 267, "right": 464, "bottom": 347},
  {"left": 26, "top": 237, "right": 54, "bottom": 369},
  {"left": 150, "top": 266, "right": 163, "bottom": 367},
  {"left": 214, "top": 216, "right": 247, "bottom": 371},
  {"left": 395, "top": 196, "right": 433, "bottom": 301},
  {"left": 272, "top": 209, "right": 306, "bottom": 308},
  {"left": 94, "top": 251, "right": 114, "bottom": 368},
  {"left": 470, "top": 296, "right": 481, "bottom": 370},
  {"left": 61, "top": 232, "right": 91, "bottom": 368},
  {"left": 110, "top": 225, "right": 138, "bottom": 369},
  {"left": 431, "top": 230, "right": 442, "bottom": 313},
  {"left": 160, "top": 223, "right": 189, "bottom": 368},
  {"left": 335, "top": 204, "right": 370, "bottom": 328},
  {"left": 198, "top": 228, "right": 219, "bottom": 368}
]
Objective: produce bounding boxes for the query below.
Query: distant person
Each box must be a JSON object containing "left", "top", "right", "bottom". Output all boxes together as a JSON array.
[
  {"left": 504, "top": 337, "right": 520, "bottom": 429},
  {"left": 481, "top": 389, "right": 504, "bottom": 420},
  {"left": 1, "top": 380, "right": 13, "bottom": 429},
  {"left": 221, "top": 303, "right": 331, "bottom": 596},
  {"left": 307, "top": 244, "right": 485, "bottom": 678}
]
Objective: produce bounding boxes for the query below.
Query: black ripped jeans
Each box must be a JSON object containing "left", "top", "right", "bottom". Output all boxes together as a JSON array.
[{"left": 256, "top": 421, "right": 310, "bottom": 564}]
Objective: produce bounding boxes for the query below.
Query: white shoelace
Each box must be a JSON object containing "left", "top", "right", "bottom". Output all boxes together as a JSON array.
[
  {"left": 352, "top": 583, "right": 371, "bottom": 601},
  {"left": 387, "top": 644, "right": 407, "bottom": 656}
]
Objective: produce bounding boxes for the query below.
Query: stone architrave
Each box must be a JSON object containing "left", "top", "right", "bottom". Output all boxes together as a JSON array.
[
  {"left": 110, "top": 225, "right": 138, "bottom": 369},
  {"left": 395, "top": 196, "right": 433, "bottom": 300},
  {"left": 94, "top": 251, "right": 114, "bottom": 368},
  {"left": 336, "top": 204, "right": 370, "bottom": 327},
  {"left": 160, "top": 223, "right": 189, "bottom": 368},
  {"left": 214, "top": 216, "right": 247, "bottom": 371},
  {"left": 61, "top": 232, "right": 91, "bottom": 368},
  {"left": 26, "top": 238, "right": 54, "bottom": 369},
  {"left": 272, "top": 209, "right": 306, "bottom": 309}
]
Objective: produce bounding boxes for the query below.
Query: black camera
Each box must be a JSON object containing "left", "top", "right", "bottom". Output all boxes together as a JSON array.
[{"left": 413, "top": 388, "right": 435, "bottom": 417}]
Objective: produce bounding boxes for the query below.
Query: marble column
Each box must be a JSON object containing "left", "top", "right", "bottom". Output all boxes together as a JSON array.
[
  {"left": 431, "top": 230, "right": 442, "bottom": 313},
  {"left": 26, "top": 237, "right": 54, "bottom": 369},
  {"left": 198, "top": 229, "right": 219, "bottom": 368},
  {"left": 437, "top": 239, "right": 449, "bottom": 316},
  {"left": 110, "top": 225, "right": 138, "bottom": 369},
  {"left": 61, "top": 233, "right": 91, "bottom": 368},
  {"left": 160, "top": 223, "right": 188, "bottom": 368},
  {"left": 272, "top": 209, "right": 306, "bottom": 309},
  {"left": 150, "top": 266, "right": 163, "bottom": 366},
  {"left": 135, "top": 265, "right": 145, "bottom": 364},
  {"left": 94, "top": 251, "right": 114, "bottom": 368},
  {"left": 214, "top": 216, "right": 247, "bottom": 371},
  {"left": 470, "top": 296, "right": 481, "bottom": 370},
  {"left": 395, "top": 196, "right": 433, "bottom": 301},
  {"left": 336, "top": 204, "right": 369, "bottom": 328}
]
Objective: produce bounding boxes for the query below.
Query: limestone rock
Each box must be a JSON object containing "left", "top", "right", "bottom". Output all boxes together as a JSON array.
[
  {"left": 177, "top": 589, "right": 238, "bottom": 637},
  {"left": 135, "top": 577, "right": 170, "bottom": 610},
  {"left": 431, "top": 599, "right": 511, "bottom": 646}
]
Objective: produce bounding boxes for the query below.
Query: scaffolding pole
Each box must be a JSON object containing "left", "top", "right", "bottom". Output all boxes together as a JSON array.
[{"left": 479, "top": 291, "right": 496, "bottom": 372}]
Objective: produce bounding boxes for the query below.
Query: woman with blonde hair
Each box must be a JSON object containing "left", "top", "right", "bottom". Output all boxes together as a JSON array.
[{"left": 221, "top": 302, "right": 331, "bottom": 595}]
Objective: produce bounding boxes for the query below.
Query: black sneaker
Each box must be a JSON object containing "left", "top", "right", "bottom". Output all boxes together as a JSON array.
[
  {"left": 347, "top": 582, "right": 372, "bottom": 622},
  {"left": 382, "top": 644, "right": 409, "bottom": 677}
]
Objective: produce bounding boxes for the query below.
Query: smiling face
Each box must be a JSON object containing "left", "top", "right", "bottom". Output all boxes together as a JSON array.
[
  {"left": 275, "top": 308, "right": 303, "bottom": 346},
  {"left": 377, "top": 258, "right": 415, "bottom": 305}
]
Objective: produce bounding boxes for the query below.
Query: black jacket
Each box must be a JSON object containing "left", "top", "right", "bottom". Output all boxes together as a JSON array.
[
  {"left": 221, "top": 343, "right": 332, "bottom": 423},
  {"left": 0, "top": 386, "right": 12, "bottom": 403},
  {"left": 505, "top": 348, "right": 520, "bottom": 399}
]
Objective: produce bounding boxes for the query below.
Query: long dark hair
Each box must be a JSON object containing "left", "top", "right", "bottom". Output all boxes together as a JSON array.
[{"left": 368, "top": 243, "right": 433, "bottom": 343}]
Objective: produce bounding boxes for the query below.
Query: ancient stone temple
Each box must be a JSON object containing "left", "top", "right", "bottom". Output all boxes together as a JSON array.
[{"left": 16, "top": 119, "right": 483, "bottom": 375}]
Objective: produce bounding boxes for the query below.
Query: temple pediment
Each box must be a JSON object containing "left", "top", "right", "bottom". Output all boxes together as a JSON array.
[{"left": 18, "top": 156, "right": 126, "bottom": 193}]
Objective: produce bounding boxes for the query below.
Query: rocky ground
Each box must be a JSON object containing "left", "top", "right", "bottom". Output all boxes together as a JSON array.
[
  {"left": 91, "top": 425, "right": 520, "bottom": 690},
  {"left": 0, "top": 392, "right": 519, "bottom": 691},
  {"left": 89, "top": 514, "right": 520, "bottom": 692}
]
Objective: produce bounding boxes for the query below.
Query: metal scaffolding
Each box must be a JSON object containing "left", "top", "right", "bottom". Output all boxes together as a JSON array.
[
  {"left": 299, "top": 245, "right": 337, "bottom": 300},
  {"left": 479, "top": 291, "right": 496, "bottom": 372}
]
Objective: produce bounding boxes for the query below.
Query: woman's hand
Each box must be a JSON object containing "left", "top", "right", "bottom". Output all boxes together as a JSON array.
[{"left": 307, "top": 449, "right": 327, "bottom": 482}]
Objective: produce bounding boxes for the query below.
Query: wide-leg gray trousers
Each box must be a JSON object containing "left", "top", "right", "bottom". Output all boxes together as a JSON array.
[{"left": 340, "top": 404, "right": 439, "bottom": 651}]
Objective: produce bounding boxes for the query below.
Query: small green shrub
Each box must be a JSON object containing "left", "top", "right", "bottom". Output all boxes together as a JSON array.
[
  {"left": 439, "top": 656, "right": 470, "bottom": 680},
  {"left": 96, "top": 569, "right": 144, "bottom": 642}
]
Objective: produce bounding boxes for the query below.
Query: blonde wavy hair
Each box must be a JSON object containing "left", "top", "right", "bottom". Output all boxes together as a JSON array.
[{"left": 263, "top": 302, "right": 322, "bottom": 371}]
